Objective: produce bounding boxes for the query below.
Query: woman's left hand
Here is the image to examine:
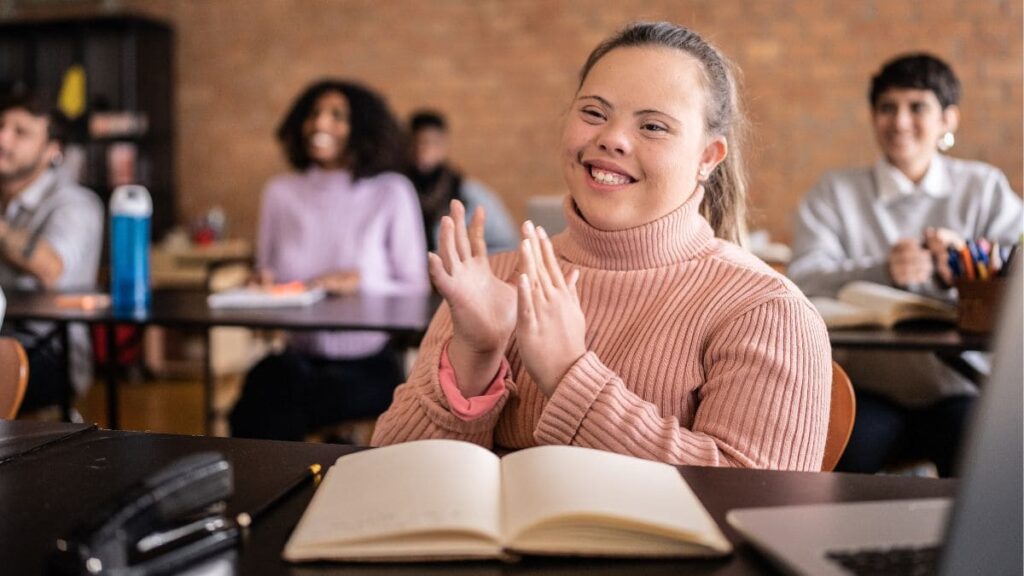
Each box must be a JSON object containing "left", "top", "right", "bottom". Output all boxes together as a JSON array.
[
  {"left": 311, "top": 269, "right": 360, "bottom": 296},
  {"left": 515, "top": 221, "right": 587, "bottom": 397}
]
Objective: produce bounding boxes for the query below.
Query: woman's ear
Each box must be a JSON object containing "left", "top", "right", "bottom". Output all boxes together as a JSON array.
[
  {"left": 698, "top": 135, "right": 728, "bottom": 180},
  {"left": 942, "top": 105, "right": 960, "bottom": 134}
]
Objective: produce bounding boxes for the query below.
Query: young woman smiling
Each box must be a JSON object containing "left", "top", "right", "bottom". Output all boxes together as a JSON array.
[
  {"left": 373, "top": 22, "right": 831, "bottom": 470},
  {"left": 230, "top": 80, "right": 429, "bottom": 441}
]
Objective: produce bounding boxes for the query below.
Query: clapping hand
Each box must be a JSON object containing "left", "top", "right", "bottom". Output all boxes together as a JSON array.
[
  {"left": 515, "top": 221, "right": 586, "bottom": 397},
  {"left": 429, "top": 200, "right": 517, "bottom": 397}
]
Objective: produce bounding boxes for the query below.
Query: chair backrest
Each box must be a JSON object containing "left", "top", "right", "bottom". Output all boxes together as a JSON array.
[
  {"left": 822, "top": 360, "right": 856, "bottom": 471},
  {"left": 0, "top": 336, "right": 29, "bottom": 419}
]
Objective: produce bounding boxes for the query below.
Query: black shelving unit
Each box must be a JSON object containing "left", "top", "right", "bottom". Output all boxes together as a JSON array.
[{"left": 0, "top": 15, "right": 175, "bottom": 240}]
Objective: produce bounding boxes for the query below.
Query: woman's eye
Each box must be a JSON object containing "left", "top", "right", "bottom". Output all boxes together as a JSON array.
[
  {"left": 641, "top": 122, "right": 667, "bottom": 133},
  {"left": 580, "top": 107, "right": 604, "bottom": 121}
]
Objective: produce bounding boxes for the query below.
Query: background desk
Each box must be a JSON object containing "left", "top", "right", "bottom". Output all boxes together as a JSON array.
[
  {"left": 0, "top": 423, "right": 957, "bottom": 576},
  {"left": 3, "top": 290, "right": 439, "bottom": 431},
  {"left": 827, "top": 326, "right": 990, "bottom": 353},
  {"left": 827, "top": 325, "right": 992, "bottom": 385}
]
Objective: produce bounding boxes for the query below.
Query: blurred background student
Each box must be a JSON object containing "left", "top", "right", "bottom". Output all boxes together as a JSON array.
[
  {"left": 788, "top": 54, "right": 1023, "bottom": 476},
  {"left": 407, "top": 110, "right": 518, "bottom": 253},
  {"left": 230, "top": 79, "right": 429, "bottom": 441},
  {"left": 0, "top": 89, "right": 103, "bottom": 417}
]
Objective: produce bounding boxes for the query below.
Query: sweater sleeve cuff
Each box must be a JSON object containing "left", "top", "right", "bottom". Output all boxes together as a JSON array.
[
  {"left": 534, "top": 351, "right": 612, "bottom": 445},
  {"left": 439, "top": 341, "right": 508, "bottom": 421}
]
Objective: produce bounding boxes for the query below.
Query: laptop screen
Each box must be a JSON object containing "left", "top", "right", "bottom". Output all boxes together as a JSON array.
[{"left": 940, "top": 263, "right": 1023, "bottom": 575}]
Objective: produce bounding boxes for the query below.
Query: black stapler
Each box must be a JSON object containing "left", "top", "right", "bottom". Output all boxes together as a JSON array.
[{"left": 50, "top": 452, "right": 238, "bottom": 576}]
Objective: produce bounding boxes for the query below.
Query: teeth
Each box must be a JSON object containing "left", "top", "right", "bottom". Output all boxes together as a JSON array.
[
  {"left": 311, "top": 132, "right": 334, "bottom": 148},
  {"left": 590, "top": 167, "right": 631, "bottom": 185}
]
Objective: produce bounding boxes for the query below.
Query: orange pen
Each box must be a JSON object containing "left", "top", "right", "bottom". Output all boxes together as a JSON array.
[{"left": 958, "top": 246, "right": 975, "bottom": 280}]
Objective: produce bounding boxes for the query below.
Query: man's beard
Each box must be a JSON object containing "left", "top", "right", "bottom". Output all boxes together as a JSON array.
[{"left": 0, "top": 148, "right": 49, "bottom": 186}]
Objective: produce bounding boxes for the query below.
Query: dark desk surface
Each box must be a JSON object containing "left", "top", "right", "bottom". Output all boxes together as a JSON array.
[
  {"left": 3, "top": 290, "right": 440, "bottom": 336},
  {"left": 9, "top": 290, "right": 985, "bottom": 351},
  {"left": 0, "top": 423, "right": 956, "bottom": 575},
  {"left": 3, "top": 290, "right": 440, "bottom": 429},
  {"left": 828, "top": 325, "right": 990, "bottom": 352}
]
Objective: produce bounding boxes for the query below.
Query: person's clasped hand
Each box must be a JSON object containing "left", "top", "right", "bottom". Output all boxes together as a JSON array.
[
  {"left": 311, "top": 270, "right": 360, "bottom": 296},
  {"left": 924, "top": 227, "right": 963, "bottom": 287},
  {"left": 888, "top": 238, "right": 934, "bottom": 287}
]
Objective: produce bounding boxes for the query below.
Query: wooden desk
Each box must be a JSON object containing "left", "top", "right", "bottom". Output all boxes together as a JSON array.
[
  {"left": 3, "top": 290, "right": 440, "bottom": 431},
  {"left": 828, "top": 326, "right": 990, "bottom": 353},
  {"left": 828, "top": 325, "right": 992, "bottom": 385},
  {"left": 0, "top": 424, "right": 956, "bottom": 575}
]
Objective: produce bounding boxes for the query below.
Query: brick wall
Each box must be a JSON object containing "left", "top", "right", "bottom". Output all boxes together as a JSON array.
[{"left": 8, "top": 0, "right": 1022, "bottom": 244}]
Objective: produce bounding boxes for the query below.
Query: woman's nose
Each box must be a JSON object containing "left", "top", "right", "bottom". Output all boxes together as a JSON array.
[
  {"left": 893, "top": 107, "right": 914, "bottom": 130},
  {"left": 596, "top": 122, "right": 631, "bottom": 155},
  {"left": 313, "top": 111, "right": 332, "bottom": 130}
]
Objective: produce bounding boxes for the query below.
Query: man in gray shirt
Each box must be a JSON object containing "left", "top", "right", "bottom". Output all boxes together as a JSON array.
[{"left": 0, "top": 89, "right": 104, "bottom": 413}]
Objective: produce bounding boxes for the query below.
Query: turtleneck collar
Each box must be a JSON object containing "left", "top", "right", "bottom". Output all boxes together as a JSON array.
[{"left": 554, "top": 187, "right": 716, "bottom": 271}]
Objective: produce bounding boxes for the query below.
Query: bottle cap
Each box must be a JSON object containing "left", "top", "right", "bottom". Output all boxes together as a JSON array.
[{"left": 110, "top": 185, "right": 152, "bottom": 217}]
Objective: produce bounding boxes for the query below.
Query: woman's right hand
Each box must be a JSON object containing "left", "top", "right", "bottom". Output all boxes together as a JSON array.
[
  {"left": 250, "top": 268, "right": 274, "bottom": 288},
  {"left": 428, "top": 200, "right": 516, "bottom": 397}
]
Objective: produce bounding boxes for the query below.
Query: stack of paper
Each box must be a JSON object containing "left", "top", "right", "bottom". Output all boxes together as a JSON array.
[{"left": 207, "top": 283, "right": 326, "bottom": 309}]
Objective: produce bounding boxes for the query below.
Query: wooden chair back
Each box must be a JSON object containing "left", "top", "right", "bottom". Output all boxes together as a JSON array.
[
  {"left": 0, "top": 336, "right": 29, "bottom": 419},
  {"left": 822, "top": 361, "right": 856, "bottom": 471}
]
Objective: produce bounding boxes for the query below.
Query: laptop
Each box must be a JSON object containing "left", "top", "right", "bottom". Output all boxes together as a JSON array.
[{"left": 727, "top": 264, "right": 1023, "bottom": 576}]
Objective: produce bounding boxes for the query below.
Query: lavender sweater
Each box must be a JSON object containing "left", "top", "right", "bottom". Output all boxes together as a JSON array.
[{"left": 257, "top": 168, "right": 429, "bottom": 358}]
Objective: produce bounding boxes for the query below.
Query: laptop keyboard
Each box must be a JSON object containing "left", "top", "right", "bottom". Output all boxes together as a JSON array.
[{"left": 826, "top": 545, "right": 941, "bottom": 575}]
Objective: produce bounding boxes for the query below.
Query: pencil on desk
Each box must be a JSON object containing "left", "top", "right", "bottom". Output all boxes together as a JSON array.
[{"left": 236, "top": 463, "right": 322, "bottom": 529}]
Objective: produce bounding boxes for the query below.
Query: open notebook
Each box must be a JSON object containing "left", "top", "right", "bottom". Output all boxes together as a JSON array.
[
  {"left": 727, "top": 264, "right": 1023, "bottom": 575},
  {"left": 284, "top": 441, "right": 731, "bottom": 562},
  {"left": 810, "top": 281, "right": 956, "bottom": 329}
]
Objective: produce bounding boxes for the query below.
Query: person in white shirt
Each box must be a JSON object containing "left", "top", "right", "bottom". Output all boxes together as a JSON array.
[{"left": 789, "top": 53, "right": 1023, "bottom": 476}]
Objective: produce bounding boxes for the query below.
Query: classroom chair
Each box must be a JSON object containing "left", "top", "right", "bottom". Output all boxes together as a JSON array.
[
  {"left": 822, "top": 361, "right": 856, "bottom": 471},
  {"left": 0, "top": 336, "right": 30, "bottom": 419}
]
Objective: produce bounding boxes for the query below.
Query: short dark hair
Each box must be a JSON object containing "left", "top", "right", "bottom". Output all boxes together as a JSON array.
[
  {"left": 0, "top": 88, "right": 69, "bottom": 145},
  {"left": 409, "top": 110, "right": 447, "bottom": 133},
  {"left": 275, "top": 79, "right": 407, "bottom": 181},
  {"left": 869, "top": 53, "right": 961, "bottom": 109}
]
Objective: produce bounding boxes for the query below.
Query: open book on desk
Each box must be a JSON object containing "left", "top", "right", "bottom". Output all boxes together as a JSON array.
[
  {"left": 206, "top": 282, "right": 326, "bottom": 309},
  {"left": 810, "top": 281, "right": 957, "bottom": 329},
  {"left": 283, "top": 439, "right": 731, "bottom": 562}
]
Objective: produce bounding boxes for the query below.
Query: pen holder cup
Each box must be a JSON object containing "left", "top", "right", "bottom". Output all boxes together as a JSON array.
[{"left": 956, "top": 278, "right": 1006, "bottom": 333}]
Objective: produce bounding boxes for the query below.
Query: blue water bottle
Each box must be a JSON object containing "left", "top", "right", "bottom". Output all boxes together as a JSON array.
[{"left": 110, "top": 185, "right": 152, "bottom": 314}]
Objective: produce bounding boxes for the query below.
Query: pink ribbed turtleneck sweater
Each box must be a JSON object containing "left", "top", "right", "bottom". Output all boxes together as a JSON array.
[{"left": 372, "top": 191, "right": 831, "bottom": 471}]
